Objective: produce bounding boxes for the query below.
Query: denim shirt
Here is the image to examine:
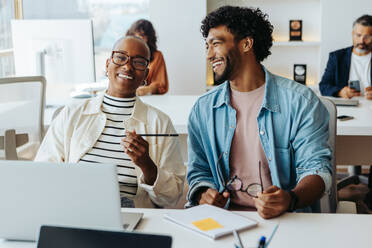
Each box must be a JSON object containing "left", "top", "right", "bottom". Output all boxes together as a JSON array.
[{"left": 186, "top": 68, "right": 332, "bottom": 211}]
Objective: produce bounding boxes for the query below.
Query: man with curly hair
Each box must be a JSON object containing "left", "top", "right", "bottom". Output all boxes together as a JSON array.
[{"left": 186, "top": 6, "right": 332, "bottom": 219}]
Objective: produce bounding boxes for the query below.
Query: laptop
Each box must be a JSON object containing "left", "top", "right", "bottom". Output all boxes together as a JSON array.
[
  {"left": 37, "top": 225, "right": 172, "bottom": 248},
  {"left": 0, "top": 161, "right": 143, "bottom": 241},
  {"left": 324, "top": 96, "right": 359, "bottom": 106}
]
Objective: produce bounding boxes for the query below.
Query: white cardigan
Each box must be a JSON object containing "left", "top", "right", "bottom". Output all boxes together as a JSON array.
[{"left": 35, "top": 93, "right": 185, "bottom": 208}]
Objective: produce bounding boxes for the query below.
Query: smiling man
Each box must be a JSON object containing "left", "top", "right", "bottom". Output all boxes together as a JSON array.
[
  {"left": 35, "top": 36, "right": 185, "bottom": 208},
  {"left": 319, "top": 15, "right": 372, "bottom": 99},
  {"left": 186, "top": 6, "right": 332, "bottom": 219}
]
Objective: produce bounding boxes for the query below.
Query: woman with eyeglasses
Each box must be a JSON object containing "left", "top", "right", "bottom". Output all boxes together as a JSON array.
[
  {"left": 35, "top": 36, "right": 185, "bottom": 208},
  {"left": 126, "top": 19, "right": 169, "bottom": 96}
]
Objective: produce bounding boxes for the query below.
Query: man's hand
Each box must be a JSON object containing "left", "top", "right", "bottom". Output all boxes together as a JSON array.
[
  {"left": 338, "top": 86, "right": 361, "bottom": 99},
  {"left": 121, "top": 130, "right": 157, "bottom": 185},
  {"left": 365, "top": 86, "right": 372, "bottom": 100},
  {"left": 198, "top": 188, "right": 230, "bottom": 208},
  {"left": 253, "top": 186, "right": 291, "bottom": 219}
]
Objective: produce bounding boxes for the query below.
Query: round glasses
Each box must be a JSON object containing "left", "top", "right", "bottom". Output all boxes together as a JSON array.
[
  {"left": 224, "top": 161, "right": 263, "bottom": 198},
  {"left": 111, "top": 51, "right": 149, "bottom": 71}
]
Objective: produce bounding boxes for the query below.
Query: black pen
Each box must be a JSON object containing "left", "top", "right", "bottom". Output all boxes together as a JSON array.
[{"left": 136, "top": 134, "right": 179, "bottom": 137}]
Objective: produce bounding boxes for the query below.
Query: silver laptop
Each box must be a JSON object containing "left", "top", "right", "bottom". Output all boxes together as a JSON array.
[
  {"left": 0, "top": 161, "right": 143, "bottom": 241},
  {"left": 324, "top": 96, "right": 359, "bottom": 106}
]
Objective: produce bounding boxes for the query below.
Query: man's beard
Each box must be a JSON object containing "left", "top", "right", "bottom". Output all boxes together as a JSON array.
[
  {"left": 354, "top": 43, "right": 372, "bottom": 54},
  {"left": 214, "top": 57, "right": 232, "bottom": 85}
]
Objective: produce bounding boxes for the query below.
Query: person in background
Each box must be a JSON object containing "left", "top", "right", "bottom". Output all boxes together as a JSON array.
[
  {"left": 186, "top": 6, "right": 332, "bottom": 219},
  {"left": 126, "top": 19, "right": 169, "bottom": 95},
  {"left": 319, "top": 15, "right": 372, "bottom": 100},
  {"left": 35, "top": 36, "right": 185, "bottom": 208}
]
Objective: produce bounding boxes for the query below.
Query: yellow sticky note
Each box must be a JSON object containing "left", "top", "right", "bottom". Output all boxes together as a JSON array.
[{"left": 192, "top": 218, "right": 223, "bottom": 231}]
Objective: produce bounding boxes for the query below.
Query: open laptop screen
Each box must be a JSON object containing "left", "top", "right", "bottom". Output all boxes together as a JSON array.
[{"left": 37, "top": 226, "right": 172, "bottom": 248}]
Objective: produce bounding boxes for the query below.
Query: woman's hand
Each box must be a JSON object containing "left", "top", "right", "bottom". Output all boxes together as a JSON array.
[
  {"left": 121, "top": 130, "right": 157, "bottom": 185},
  {"left": 136, "top": 86, "right": 153, "bottom": 96}
]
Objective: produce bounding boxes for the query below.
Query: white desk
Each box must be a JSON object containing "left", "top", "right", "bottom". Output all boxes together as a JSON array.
[
  {"left": 1, "top": 208, "right": 371, "bottom": 248},
  {"left": 44, "top": 95, "right": 372, "bottom": 165},
  {"left": 336, "top": 97, "right": 372, "bottom": 165},
  {"left": 141, "top": 95, "right": 372, "bottom": 165}
]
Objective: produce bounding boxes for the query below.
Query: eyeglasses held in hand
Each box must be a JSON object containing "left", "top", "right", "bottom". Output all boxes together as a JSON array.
[
  {"left": 111, "top": 51, "right": 149, "bottom": 71},
  {"left": 217, "top": 153, "right": 263, "bottom": 198}
]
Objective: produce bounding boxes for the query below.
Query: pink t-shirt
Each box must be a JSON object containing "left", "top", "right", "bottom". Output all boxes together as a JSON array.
[{"left": 229, "top": 85, "right": 272, "bottom": 210}]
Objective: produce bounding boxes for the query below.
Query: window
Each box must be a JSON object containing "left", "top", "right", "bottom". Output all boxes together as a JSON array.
[
  {"left": 22, "top": 0, "right": 150, "bottom": 81},
  {"left": 0, "top": 0, "right": 15, "bottom": 77}
]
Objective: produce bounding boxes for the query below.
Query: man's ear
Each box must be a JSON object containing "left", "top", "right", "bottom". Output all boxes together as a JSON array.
[{"left": 243, "top": 37, "right": 254, "bottom": 52}]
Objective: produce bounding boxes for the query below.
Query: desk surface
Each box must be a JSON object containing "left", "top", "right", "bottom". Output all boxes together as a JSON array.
[
  {"left": 44, "top": 94, "right": 372, "bottom": 136},
  {"left": 43, "top": 94, "right": 372, "bottom": 164},
  {"left": 141, "top": 95, "right": 372, "bottom": 137},
  {"left": 336, "top": 96, "right": 372, "bottom": 136},
  {"left": 1, "top": 208, "right": 371, "bottom": 248}
]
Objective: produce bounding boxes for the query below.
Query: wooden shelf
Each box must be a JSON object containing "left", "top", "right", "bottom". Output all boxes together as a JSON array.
[{"left": 272, "top": 41, "right": 321, "bottom": 47}]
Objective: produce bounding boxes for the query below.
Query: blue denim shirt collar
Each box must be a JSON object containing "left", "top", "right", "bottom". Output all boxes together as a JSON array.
[{"left": 212, "top": 67, "right": 280, "bottom": 113}]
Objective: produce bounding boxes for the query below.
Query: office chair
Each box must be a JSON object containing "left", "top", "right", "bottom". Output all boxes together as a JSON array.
[
  {"left": 0, "top": 76, "right": 46, "bottom": 160},
  {"left": 318, "top": 97, "right": 356, "bottom": 213}
]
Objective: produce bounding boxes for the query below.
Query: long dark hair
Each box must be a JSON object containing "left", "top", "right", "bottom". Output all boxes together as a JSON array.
[{"left": 126, "top": 19, "right": 157, "bottom": 62}]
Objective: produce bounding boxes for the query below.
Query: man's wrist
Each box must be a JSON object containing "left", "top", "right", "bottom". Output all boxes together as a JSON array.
[
  {"left": 287, "top": 190, "right": 298, "bottom": 212},
  {"left": 195, "top": 187, "right": 209, "bottom": 204}
]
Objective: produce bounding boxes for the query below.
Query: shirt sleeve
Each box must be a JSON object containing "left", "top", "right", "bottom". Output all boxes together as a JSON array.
[
  {"left": 137, "top": 119, "right": 185, "bottom": 207},
  {"left": 147, "top": 51, "right": 169, "bottom": 94},
  {"left": 186, "top": 104, "right": 217, "bottom": 207},
  {"left": 319, "top": 52, "right": 343, "bottom": 97},
  {"left": 34, "top": 107, "right": 67, "bottom": 162},
  {"left": 292, "top": 95, "right": 333, "bottom": 193}
]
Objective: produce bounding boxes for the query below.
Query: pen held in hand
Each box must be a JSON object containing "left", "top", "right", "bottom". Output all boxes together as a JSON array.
[
  {"left": 137, "top": 134, "right": 179, "bottom": 137},
  {"left": 124, "top": 133, "right": 179, "bottom": 137}
]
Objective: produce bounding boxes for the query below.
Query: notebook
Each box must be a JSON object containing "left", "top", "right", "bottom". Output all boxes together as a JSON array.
[{"left": 164, "top": 204, "right": 257, "bottom": 239}]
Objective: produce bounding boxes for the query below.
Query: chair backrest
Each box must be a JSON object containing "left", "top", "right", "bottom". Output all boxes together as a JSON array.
[
  {"left": 318, "top": 97, "right": 338, "bottom": 213},
  {"left": 0, "top": 76, "right": 46, "bottom": 159},
  {"left": 0, "top": 76, "right": 46, "bottom": 141}
]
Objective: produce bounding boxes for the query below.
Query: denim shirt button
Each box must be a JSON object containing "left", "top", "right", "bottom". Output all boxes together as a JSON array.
[
  {"left": 260, "top": 130, "right": 265, "bottom": 135},
  {"left": 268, "top": 157, "right": 272, "bottom": 161},
  {"left": 230, "top": 125, "right": 234, "bottom": 129},
  {"left": 225, "top": 152, "right": 228, "bottom": 155}
]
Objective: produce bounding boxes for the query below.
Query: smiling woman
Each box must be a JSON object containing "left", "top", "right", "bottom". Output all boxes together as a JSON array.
[
  {"left": 34, "top": 36, "right": 186, "bottom": 209},
  {"left": 105, "top": 36, "right": 150, "bottom": 98}
]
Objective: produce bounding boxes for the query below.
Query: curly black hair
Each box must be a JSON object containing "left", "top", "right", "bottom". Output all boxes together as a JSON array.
[
  {"left": 201, "top": 6, "right": 273, "bottom": 62},
  {"left": 126, "top": 19, "right": 158, "bottom": 62}
]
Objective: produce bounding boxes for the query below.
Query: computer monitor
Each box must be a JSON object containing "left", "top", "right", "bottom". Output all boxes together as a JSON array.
[{"left": 11, "top": 19, "right": 96, "bottom": 105}]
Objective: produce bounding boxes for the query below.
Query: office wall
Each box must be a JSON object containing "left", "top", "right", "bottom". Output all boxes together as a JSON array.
[
  {"left": 149, "top": 0, "right": 206, "bottom": 95},
  {"left": 320, "top": 0, "right": 372, "bottom": 78}
]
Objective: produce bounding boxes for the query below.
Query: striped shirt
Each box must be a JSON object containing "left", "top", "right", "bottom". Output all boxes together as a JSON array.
[{"left": 79, "top": 94, "right": 138, "bottom": 205}]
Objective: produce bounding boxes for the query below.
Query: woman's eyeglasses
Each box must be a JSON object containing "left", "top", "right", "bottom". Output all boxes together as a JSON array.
[
  {"left": 216, "top": 153, "right": 263, "bottom": 198},
  {"left": 111, "top": 51, "right": 149, "bottom": 71}
]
